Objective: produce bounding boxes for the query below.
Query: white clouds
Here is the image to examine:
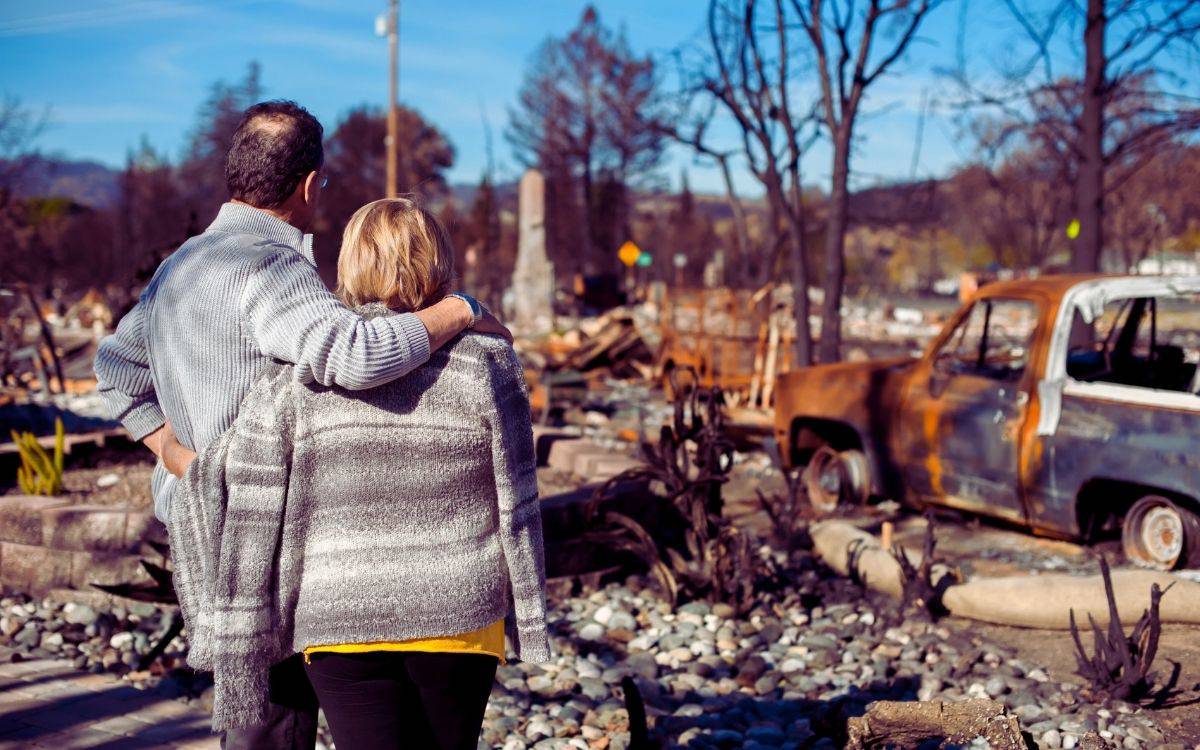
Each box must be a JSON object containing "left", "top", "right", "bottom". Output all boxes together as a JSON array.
[
  {"left": 135, "top": 39, "right": 200, "bottom": 81},
  {"left": 0, "top": 1, "right": 202, "bottom": 38}
]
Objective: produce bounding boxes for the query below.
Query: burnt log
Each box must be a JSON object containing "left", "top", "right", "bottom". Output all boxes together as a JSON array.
[{"left": 844, "top": 699, "right": 1028, "bottom": 750}]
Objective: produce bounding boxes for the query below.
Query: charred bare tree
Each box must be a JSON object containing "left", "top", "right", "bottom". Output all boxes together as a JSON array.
[
  {"left": 955, "top": 1, "right": 1200, "bottom": 272},
  {"left": 178, "top": 62, "right": 263, "bottom": 220},
  {"left": 658, "top": 74, "right": 753, "bottom": 284},
  {"left": 112, "top": 140, "right": 191, "bottom": 290},
  {"left": 791, "top": 0, "right": 940, "bottom": 363},
  {"left": 0, "top": 96, "right": 47, "bottom": 196},
  {"left": 460, "top": 171, "right": 509, "bottom": 310},
  {"left": 667, "top": 0, "right": 825, "bottom": 360},
  {"left": 1068, "top": 555, "right": 1176, "bottom": 703},
  {"left": 1073, "top": 0, "right": 1200, "bottom": 271},
  {"left": 314, "top": 104, "right": 455, "bottom": 283},
  {"left": 506, "top": 6, "right": 666, "bottom": 275},
  {"left": 0, "top": 97, "right": 49, "bottom": 286},
  {"left": 681, "top": 0, "right": 822, "bottom": 365}
]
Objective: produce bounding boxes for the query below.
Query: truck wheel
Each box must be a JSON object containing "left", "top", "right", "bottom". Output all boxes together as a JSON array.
[
  {"left": 1121, "top": 495, "right": 1200, "bottom": 570},
  {"left": 804, "top": 446, "right": 870, "bottom": 514}
]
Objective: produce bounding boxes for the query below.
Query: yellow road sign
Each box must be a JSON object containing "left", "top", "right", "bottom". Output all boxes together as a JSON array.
[{"left": 618, "top": 241, "right": 642, "bottom": 268}]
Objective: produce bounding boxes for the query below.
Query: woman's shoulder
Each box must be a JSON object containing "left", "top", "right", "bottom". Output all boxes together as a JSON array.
[
  {"left": 445, "top": 332, "right": 518, "bottom": 362},
  {"left": 442, "top": 334, "right": 524, "bottom": 391}
]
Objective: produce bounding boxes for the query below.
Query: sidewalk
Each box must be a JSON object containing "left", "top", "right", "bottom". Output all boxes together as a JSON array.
[{"left": 0, "top": 647, "right": 218, "bottom": 749}]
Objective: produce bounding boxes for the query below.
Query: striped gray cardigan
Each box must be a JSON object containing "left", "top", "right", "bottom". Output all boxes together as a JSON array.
[{"left": 169, "top": 310, "right": 549, "bottom": 731}]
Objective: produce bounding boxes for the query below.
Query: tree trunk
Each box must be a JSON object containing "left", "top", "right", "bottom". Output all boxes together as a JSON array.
[
  {"left": 581, "top": 160, "right": 597, "bottom": 274},
  {"left": 782, "top": 175, "right": 813, "bottom": 367},
  {"left": 1074, "top": 0, "right": 1106, "bottom": 273},
  {"left": 819, "top": 127, "right": 852, "bottom": 364},
  {"left": 788, "top": 219, "right": 813, "bottom": 367},
  {"left": 717, "top": 155, "right": 752, "bottom": 274}
]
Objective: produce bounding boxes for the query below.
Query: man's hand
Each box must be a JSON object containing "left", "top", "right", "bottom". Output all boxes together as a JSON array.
[
  {"left": 142, "top": 424, "right": 167, "bottom": 459},
  {"left": 415, "top": 294, "right": 513, "bottom": 350},
  {"left": 474, "top": 308, "right": 514, "bottom": 344},
  {"left": 160, "top": 422, "right": 198, "bottom": 479}
]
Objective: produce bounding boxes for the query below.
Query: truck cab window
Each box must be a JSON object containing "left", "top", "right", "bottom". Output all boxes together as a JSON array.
[
  {"left": 1066, "top": 294, "right": 1200, "bottom": 393},
  {"left": 935, "top": 299, "right": 1038, "bottom": 382}
]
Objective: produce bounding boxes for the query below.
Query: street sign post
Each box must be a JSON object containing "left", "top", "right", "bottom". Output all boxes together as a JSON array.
[{"left": 618, "top": 240, "right": 642, "bottom": 268}]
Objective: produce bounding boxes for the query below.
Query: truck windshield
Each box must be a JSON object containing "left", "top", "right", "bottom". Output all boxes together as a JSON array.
[{"left": 935, "top": 298, "right": 1038, "bottom": 382}]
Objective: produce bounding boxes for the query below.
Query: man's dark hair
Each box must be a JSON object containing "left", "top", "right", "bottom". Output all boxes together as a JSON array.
[{"left": 225, "top": 100, "right": 324, "bottom": 209}]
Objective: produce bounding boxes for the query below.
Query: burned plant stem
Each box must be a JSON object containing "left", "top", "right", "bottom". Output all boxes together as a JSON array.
[
  {"left": 891, "top": 511, "right": 954, "bottom": 619},
  {"left": 584, "top": 367, "right": 762, "bottom": 614},
  {"left": 1069, "top": 555, "right": 1173, "bottom": 703}
]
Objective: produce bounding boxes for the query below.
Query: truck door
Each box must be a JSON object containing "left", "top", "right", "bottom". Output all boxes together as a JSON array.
[{"left": 898, "top": 297, "right": 1039, "bottom": 524}]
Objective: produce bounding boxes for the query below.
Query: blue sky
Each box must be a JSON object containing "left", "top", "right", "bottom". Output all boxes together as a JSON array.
[{"left": 0, "top": 0, "right": 1140, "bottom": 195}]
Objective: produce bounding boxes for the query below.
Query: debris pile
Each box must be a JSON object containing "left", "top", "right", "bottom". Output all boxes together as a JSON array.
[
  {"left": 552, "top": 306, "right": 660, "bottom": 380},
  {"left": 1, "top": 284, "right": 115, "bottom": 404},
  {"left": 512, "top": 283, "right": 956, "bottom": 428}
]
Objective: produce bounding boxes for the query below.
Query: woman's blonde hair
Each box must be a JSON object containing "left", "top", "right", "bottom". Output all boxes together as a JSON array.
[{"left": 336, "top": 197, "right": 456, "bottom": 312}]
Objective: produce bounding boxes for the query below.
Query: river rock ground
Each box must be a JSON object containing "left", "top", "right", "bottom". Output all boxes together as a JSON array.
[
  {"left": 3, "top": 443, "right": 1198, "bottom": 748},
  {"left": 3, "top": 538, "right": 1197, "bottom": 749}
]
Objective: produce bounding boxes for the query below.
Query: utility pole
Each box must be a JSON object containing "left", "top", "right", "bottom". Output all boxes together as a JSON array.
[{"left": 385, "top": 0, "right": 399, "bottom": 197}]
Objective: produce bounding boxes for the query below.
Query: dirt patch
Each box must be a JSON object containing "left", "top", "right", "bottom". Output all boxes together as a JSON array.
[{"left": 966, "top": 620, "right": 1200, "bottom": 745}]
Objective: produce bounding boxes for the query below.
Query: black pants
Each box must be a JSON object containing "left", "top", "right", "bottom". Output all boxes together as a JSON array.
[
  {"left": 222, "top": 654, "right": 320, "bottom": 750},
  {"left": 305, "top": 651, "right": 498, "bottom": 750}
]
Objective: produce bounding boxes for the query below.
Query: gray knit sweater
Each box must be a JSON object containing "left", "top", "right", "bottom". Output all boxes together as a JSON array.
[
  {"left": 94, "top": 203, "right": 431, "bottom": 522},
  {"left": 169, "top": 308, "right": 549, "bottom": 730}
]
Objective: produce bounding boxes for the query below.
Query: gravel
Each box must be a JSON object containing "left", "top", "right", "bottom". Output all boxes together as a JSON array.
[{"left": 0, "top": 547, "right": 1179, "bottom": 749}]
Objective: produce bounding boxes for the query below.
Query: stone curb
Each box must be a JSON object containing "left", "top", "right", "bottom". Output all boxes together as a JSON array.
[{"left": 0, "top": 497, "right": 163, "bottom": 595}]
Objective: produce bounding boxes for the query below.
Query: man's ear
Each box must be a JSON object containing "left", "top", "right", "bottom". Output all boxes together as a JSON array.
[{"left": 302, "top": 171, "right": 319, "bottom": 205}]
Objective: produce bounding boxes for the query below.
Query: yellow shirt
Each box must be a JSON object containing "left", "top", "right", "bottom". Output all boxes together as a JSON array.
[{"left": 303, "top": 620, "right": 505, "bottom": 664}]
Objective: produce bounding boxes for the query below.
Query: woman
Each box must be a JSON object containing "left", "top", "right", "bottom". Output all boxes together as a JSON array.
[{"left": 169, "top": 197, "right": 550, "bottom": 749}]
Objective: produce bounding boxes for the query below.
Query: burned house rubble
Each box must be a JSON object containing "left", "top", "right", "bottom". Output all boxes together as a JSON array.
[{"left": 2, "top": 275, "right": 1200, "bottom": 750}]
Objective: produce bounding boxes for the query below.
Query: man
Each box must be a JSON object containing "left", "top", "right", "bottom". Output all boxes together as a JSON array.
[{"left": 94, "top": 100, "right": 508, "bottom": 749}]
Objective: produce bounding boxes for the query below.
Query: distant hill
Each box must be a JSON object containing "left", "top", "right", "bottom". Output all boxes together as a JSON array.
[
  {"left": 1, "top": 155, "right": 120, "bottom": 209},
  {"left": 5, "top": 154, "right": 945, "bottom": 227},
  {"left": 445, "top": 179, "right": 765, "bottom": 223}
]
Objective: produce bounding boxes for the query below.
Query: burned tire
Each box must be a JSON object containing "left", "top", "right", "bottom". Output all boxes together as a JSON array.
[
  {"left": 804, "top": 446, "right": 870, "bottom": 514},
  {"left": 1121, "top": 495, "right": 1200, "bottom": 570}
]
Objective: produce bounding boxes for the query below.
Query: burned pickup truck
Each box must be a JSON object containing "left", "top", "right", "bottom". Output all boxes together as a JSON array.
[{"left": 775, "top": 275, "right": 1200, "bottom": 570}]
